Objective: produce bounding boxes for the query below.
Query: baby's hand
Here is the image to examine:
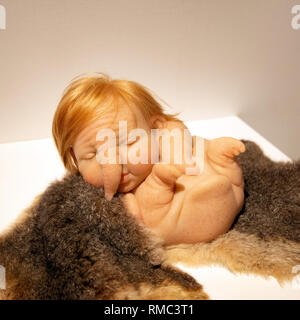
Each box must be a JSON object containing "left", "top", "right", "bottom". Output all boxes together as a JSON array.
[
  {"left": 151, "top": 163, "right": 183, "bottom": 190},
  {"left": 132, "top": 163, "right": 183, "bottom": 228},
  {"left": 135, "top": 163, "right": 183, "bottom": 207}
]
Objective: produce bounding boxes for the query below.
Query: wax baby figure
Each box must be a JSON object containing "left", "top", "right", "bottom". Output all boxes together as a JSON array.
[{"left": 52, "top": 73, "right": 246, "bottom": 246}]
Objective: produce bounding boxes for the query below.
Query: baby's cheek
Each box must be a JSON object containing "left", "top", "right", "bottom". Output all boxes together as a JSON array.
[{"left": 79, "top": 161, "right": 103, "bottom": 188}]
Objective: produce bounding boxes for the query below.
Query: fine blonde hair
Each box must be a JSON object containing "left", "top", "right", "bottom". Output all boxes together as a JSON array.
[{"left": 52, "top": 72, "right": 181, "bottom": 174}]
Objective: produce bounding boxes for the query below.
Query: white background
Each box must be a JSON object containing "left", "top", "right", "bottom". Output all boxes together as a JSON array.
[
  {"left": 0, "top": 0, "right": 299, "bottom": 300},
  {"left": 0, "top": 0, "right": 299, "bottom": 159}
]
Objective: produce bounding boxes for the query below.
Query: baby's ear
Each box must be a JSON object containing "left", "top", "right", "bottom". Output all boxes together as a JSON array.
[{"left": 150, "top": 115, "right": 167, "bottom": 129}]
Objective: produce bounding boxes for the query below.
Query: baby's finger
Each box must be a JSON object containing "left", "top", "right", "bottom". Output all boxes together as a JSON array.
[{"left": 152, "top": 163, "right": 183, "bottom": 188}]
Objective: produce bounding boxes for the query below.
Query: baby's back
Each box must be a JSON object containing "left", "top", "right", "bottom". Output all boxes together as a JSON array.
[{"left": 165, "top": 163, "right": 244, "bottom": 244}]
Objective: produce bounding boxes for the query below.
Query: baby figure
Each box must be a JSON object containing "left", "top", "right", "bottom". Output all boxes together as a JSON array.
[{"left": 52, "top": 73, "right": 245, "bottom": 246}]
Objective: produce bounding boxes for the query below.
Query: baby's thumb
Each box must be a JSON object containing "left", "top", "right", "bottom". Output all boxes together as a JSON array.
[{"left": 152, "top": 163, "right": 183, "bottom": 188}]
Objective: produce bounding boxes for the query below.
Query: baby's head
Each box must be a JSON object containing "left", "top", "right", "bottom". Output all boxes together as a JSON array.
[{"left": 52, "top": 72, "right": 181, "bottom": 199}]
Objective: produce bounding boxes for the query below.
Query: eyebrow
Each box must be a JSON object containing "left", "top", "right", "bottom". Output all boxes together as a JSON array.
[{"left": 76, "top": 109, "right": 139, "bottom": 158}]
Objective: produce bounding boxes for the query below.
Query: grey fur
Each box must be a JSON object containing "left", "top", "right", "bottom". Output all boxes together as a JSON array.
[
  {"left": 0, "top": 172, "right": 203, "bottom": 299},
  {"left": 235, "top": 140, "right": 300, "bottom": 242},
  {"left": 0, "top": 139, "right": 299, "bottom": 299}
]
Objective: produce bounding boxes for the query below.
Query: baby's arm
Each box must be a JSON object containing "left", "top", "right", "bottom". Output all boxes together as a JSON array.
[
  {"left": 123, "top": 163, "right": 184, "bottom": 239},
  {"left": 124, "top": 164, "right": 243, "bottom": 245}
]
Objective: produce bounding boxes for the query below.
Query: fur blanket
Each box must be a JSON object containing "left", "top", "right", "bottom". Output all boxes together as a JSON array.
[
  {"left": 166, "top": 140, "right": 300, "bottom": 283},
  {"left": 0, "top": 140, "right": 299, "bottom": 299}
]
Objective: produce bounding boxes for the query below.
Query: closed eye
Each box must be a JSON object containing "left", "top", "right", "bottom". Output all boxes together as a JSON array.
[
  {"left": 127, "top": 136, "right": 140, "bottom": 145},
  {"left": 81, "top": 152, "right": 95, "bottom": 160}
]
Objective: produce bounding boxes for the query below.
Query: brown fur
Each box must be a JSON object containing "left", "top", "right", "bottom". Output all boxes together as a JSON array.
[
  {"left": 0, "top": 172, "right": 207, "bottom": 300},
  {"left": 166, "top": 230, "right": 300, "bottom": 285},
  {"left": 165, "top": 140, "right": 300, "bottom": 284},
  {"left": 0, "top": 140, "right": 299, "bottom": 299}
]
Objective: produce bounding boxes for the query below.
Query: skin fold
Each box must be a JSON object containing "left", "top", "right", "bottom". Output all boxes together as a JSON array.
[
  {"left": 125, "top": 137, "right": 245, "bottom": 245},
  {"left": 72, "top": 103, "right": 246, "bottom": 245}
]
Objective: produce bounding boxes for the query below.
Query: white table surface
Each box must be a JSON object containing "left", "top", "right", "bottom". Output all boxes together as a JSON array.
[{"left": 0, "top": 116, "right": 299, "bottom": 299}]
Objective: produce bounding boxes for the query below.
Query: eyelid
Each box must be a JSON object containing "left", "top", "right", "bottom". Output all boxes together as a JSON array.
[
  {"left": 81, "top": 152, "right": 95, "bottom": 160},
  {"left": 127, "top": 136, "right": 140, "bottom": 145}
]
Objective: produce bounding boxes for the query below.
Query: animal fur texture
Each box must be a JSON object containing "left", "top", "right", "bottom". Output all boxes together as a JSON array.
[
  {"left": 0, "top": 172, "right": 208, "bottom": 300},
  {"left": 0, "top": 140, "right": 299, "bottom": 299},
  {"left": 166, "top": 140, "right": 300, "bottom": 284}
]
